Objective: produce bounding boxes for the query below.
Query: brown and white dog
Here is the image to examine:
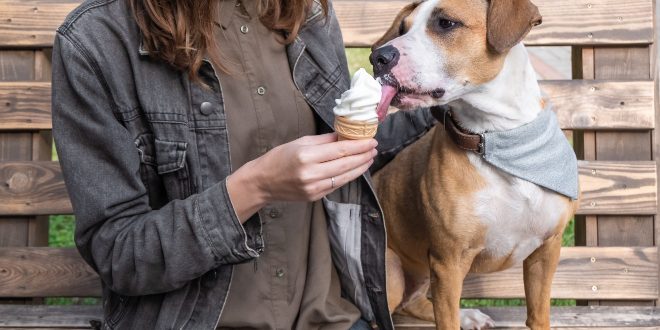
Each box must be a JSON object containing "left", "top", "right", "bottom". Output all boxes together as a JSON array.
[{"left": 370, "top": 0, "right": 579, "bottom": 329}]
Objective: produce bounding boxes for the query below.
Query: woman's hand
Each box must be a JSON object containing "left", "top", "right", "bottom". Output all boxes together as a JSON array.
[{"left": 226, "top": 133, "right": 377, "bottom": 222}]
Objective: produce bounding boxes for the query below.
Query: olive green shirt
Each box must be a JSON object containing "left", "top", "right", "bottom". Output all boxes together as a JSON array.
[{"left": 215, "top": 1, "right": 361, "bottom": 329}]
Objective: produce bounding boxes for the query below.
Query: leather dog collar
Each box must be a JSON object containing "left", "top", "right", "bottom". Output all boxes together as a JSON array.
[{"left": 434, "top": 106, "right": 485, "bottom": 155}]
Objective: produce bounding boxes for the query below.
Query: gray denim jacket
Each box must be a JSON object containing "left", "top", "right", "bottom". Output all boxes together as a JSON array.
[{"left": 52, "top": 0, "right": 437, "bottom": 329}]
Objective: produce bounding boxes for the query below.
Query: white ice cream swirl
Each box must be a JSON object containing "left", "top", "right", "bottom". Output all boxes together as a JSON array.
[{"left": 333, "top": 68, "right": 381, "bottom": 123}]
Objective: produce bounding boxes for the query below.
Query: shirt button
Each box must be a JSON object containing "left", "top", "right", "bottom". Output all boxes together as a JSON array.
[
  {"left": 269, "top": 208, "right": 281, "bottom": 219},
  {"left": 275, "top": 268, "right": 285, "bottom": 278},
  {"left": 240, "top": 25, "right": 249, "bottom": 34},
  {"left": 257, "top": 86, "right": 266, "bottom": 95},
  {"left": 200, "top": 101, "right": 215, "bottom": 115}
]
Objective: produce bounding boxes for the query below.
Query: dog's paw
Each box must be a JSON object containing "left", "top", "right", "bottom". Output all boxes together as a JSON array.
[{"left": 460, "top": 309, "right": 495, "bottom": 330}]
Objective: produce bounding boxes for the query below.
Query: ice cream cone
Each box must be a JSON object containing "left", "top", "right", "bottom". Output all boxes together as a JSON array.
[{"left": 334, "top": 116, "right": 378, "bottom": 141}]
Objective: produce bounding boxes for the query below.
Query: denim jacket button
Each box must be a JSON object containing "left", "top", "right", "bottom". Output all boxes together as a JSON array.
[{"left": 200, "top": 102, "right": 214, "bottom": 115}]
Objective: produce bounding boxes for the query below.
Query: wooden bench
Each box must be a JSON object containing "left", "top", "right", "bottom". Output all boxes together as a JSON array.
[{"left": 1, "top": 0, "right": 659, "bottom": 328}]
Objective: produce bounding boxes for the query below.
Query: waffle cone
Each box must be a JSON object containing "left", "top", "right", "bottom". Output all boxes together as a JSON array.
[{"left": 334, "top": 116, "right": 378, "bottom": 141}]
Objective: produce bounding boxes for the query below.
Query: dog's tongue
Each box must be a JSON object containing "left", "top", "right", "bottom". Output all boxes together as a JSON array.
[{"left": 377, "top": 85, "right": 397, "bottom": 122}]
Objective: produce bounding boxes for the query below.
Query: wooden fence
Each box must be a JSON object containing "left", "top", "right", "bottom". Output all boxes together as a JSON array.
[{"left": 0, "top": 0, "right": 659, "bottom": 328}]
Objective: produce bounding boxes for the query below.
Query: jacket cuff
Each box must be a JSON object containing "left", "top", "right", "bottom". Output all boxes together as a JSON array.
[{"left": 196, "top": 179, "right": 263, "bottom": 265}]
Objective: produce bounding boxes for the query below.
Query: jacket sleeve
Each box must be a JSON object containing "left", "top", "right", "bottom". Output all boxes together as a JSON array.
[
  {"left": 371, "top": 108, "right": 438, "bottom": 172},
  {"left": 51, "top": 32, "right": 260, "bottom": 297}
]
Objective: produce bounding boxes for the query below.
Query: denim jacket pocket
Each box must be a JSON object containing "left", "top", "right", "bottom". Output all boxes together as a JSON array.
[
  {"left": 135, "top": 134, "right": 192, "bottom": 204},
  {"left": 153, "top": 139, "right": 192, "bottom": 200}
]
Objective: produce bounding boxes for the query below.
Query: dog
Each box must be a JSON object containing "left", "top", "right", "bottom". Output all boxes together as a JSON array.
[{"left": 370, "top": 0, "right": 579, "bottom": 329}]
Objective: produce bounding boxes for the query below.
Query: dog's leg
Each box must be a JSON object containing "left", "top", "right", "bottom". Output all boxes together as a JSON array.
[
  {"left": 386, "top": 248, "right": 405, "bottom": 313},
  {"left": 523, "top": 233, "right": 563, "bottom": 330},
  {"left": 399, "top": 277, "right": 434, "bottom": 321},
  {"left": 428, "top": 249, "right": 481, "bottom": 330}
]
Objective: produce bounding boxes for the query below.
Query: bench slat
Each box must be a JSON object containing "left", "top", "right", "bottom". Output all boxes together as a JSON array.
[
  {"left": 0, "top": 82, "right": 52, "bottom": 130},
  {"left": 0, "top": 305, "right": 101, "bottom": 329},
  {"left": 0, "top": 161, "right": 655, "bottom": 216},
  {"left": 393, "top": 306, "right": 660, "bottom": 329},
  {"left": 0, "top": 247, "right": 655, "bottom": 299},
  {"left": 0, "top": 305, "right": 657, "bottom": 329},
  {"left": 336, "top": 0, "right": 654, "bottom": 47},
  {"left": 0, "top": 0, "right": 654, "bottom": 48},
  {"left": 0, "top": 80, "right": 654, "bottom": 131}
]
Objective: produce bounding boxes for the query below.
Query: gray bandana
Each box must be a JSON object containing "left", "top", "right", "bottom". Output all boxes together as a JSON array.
[{"left": 442, "top": 104, "right": 579, "bottom": 200}]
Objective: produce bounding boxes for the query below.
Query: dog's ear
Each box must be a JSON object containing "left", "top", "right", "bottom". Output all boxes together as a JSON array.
[
  {"left": 372, "top": 2, "right": 421, "bottom": 50},
  {"left": 487, "top": 0, "right": 542, "bottom": 54}
]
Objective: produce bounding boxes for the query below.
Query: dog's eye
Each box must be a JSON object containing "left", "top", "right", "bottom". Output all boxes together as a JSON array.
[{"left": 437, "top": 19, "right": 457, "bottom": 30}]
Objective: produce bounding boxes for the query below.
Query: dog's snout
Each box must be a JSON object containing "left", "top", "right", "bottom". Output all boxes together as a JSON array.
[{"left": 370, "top": 45, "right": 400, "bottom": 76}]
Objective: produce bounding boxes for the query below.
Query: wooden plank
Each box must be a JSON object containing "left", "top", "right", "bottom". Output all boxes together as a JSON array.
[
  {"left": 336, "top": 0, "right": 654, "bottom": 47},
  {"left": 0, "top": 47, "right": 38, "bottom": 306},
  {"left": 0, "top": 161, "right": 71, "bottom": 216},
  {"left": 0, "top": 305, "right": 101, "bottom": 328},
  {"left": 576, "top": 161, "right": 657, "bottom": 216},
  {"left": 0, "top": 248, "right": 100, "bottom": 297},
  {"left": 0, "top": 80, "right": 654, "bottom": 131},
  {"left": 543, "top": 80, "right": 655, "bottom": 130},
  {"left": 0, "top": 247, "right": 655, "bottom": 299},
  {"left": 0, "top": 160, "right": 653, "bottom": 216},
  {"left": 3, "top": 306, "right": 652, "bottom": 329},
  {"left": 461, "top": 247, "right": 658, "bottom": 300},
  {"left": 393, "top": 306, "right": 660, "bottom": 329},
  {"left": 0, "top": 1, "right": 79, "bottom": 48},
  {"left": 0, "top": 82, "right": 52, "bottom": 130},
  {"left": 591, "top": 45, "right": 655, "bottom": 307},
  {"left": 0, "top": 0, "right": 654, "bottom": 48},
  {"left": 0, "top": 51, "right": 33, "bottom": 81}
]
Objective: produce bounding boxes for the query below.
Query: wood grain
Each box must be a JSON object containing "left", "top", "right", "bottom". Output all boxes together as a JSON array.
[
  {"left": 0, "top": 161, "right": 71, "bottom": 216},
  {"left": 0, "top": 160, "right": 654, "bottom": 216},
  {"left": 0, "top": 305, "right": 101, "bottom": 328},
  {"left": 0, "top": 247, "right": 655, "bottom": 299},
  {"left": 393, "top": 306, "right": 660, "bottom": 329},
  {"left": 0, "top": 1, "right": 79, "bottom": 48},
  {"left": 542, "top": 80, "right": 655, "bottom": 130},
  {"left": 0, "top": 80, "right": 654, "bottom": 131},
  {"left": 577, "top": 161, "right": 657, "bottom": 215},
  {"left": 462, "top": 247, "right": 657, "bottom": 300},
  {"left": 335, "top": 0, "right": 654, "bottom": 47},
  {"left": 590, "top": 45, "right": 654, "bottom": 307},
  {"left": 0, "top": 0, "right": 654, "bottom": 48},
  {"left": 0, "top": 248, "right": 100, "bottom": 297},
  {"left": 0, "top": 305, "right": 658, "bottom": 329},
  {"left": 0, "top": 82, "right": 52, "bottom": 130}
]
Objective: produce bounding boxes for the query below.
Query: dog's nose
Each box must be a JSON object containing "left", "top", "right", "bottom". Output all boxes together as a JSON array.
[{"left": 370, "top": 45, "right": 400, "bottom": 75}]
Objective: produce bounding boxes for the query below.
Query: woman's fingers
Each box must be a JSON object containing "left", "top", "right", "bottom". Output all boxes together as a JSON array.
[
  {"left": 311, "top": 158, "right": 375, "bottom": 200},
  {"left": 295, "top": 133, "right": 338, "bottom": 146},
  {"left": 305, "top": 148, "right": 377, "bottom": 181},
  {"left": 301, "top": 138, "right": 378, "bottom": 164}
]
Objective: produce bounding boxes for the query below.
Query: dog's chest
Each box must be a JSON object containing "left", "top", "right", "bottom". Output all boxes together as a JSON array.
[{"left": 467, "top": 153, "right": 569, "bottom": 264}]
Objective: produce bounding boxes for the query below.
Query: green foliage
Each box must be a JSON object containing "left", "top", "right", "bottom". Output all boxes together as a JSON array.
[{"left": 346, "top": 48, "right": 373, "bottom": 76}]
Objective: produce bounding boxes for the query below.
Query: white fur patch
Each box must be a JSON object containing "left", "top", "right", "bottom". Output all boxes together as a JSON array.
[{"left": 468, "top": 152, "right": 568, "bottom": 263}]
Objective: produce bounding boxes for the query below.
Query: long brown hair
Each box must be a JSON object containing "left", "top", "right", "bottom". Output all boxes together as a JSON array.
[{"left": 128, "top": 0, "right": 328, "bottom": 80}]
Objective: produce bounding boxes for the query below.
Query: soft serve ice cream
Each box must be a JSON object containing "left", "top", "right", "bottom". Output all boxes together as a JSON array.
[{"left": 333, "top": 68, "right": 382, "bottom": 123}]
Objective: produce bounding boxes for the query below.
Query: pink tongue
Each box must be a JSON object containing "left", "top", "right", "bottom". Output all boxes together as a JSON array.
[{"left": 377, "top": 85, "right": 398, "bottom": 122}]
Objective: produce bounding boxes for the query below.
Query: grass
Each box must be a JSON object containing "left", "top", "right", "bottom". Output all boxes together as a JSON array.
[{"left": 47, "top": 48, "right": 576, "bottom": 307}]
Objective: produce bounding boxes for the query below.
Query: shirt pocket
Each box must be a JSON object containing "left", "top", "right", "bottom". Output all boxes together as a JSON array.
[{"left": 135, "top": 134, "right": 192, "bottom": 205}]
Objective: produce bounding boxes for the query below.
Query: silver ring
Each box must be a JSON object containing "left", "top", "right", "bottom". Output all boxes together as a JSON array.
[{"left": 331, "top": 177, "right": 336, "bottom": 188}]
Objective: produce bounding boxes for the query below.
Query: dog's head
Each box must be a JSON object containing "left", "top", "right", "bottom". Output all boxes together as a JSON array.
[{"left": 372, "top": 0, "right": 542, "bottom": 117}]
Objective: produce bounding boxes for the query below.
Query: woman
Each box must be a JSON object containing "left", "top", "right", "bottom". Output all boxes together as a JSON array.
[{"left": 52, "top": 0, "right": 437, "bottom": 329}]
